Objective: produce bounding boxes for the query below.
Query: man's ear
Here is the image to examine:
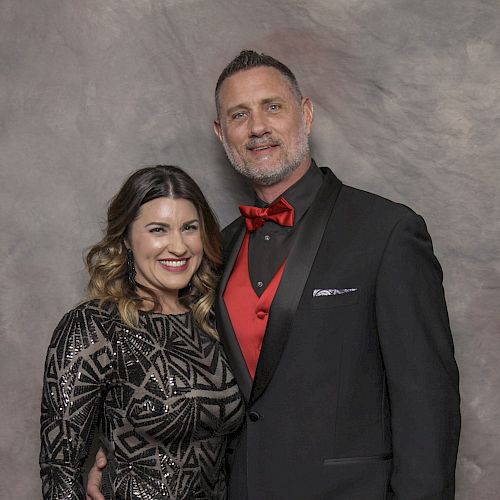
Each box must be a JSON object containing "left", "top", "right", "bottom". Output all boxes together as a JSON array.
[
  {"left": 301, "top": 97, "right": 314, "bottom": 135},
  {"left": 213, "top": 119, "right": 224, "bottom": 143}
]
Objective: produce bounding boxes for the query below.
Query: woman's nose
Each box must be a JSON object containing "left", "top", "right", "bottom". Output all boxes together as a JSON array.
[{"left": 166, "top": 231, "right": 187, "bottom": 255}]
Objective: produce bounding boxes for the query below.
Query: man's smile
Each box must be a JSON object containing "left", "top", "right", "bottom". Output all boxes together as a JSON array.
[{"left": 246, "top": 141, "right": 280, "bottom": 155}]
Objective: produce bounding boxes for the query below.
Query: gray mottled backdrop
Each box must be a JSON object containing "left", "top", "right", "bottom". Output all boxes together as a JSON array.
[{"left": 1, "top": 0, "right": 499, "bottom": 498}]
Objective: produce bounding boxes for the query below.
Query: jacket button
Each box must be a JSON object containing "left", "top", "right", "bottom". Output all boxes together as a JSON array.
[{"left": 248, "top": 411, "right": 261, "bottom": 422}]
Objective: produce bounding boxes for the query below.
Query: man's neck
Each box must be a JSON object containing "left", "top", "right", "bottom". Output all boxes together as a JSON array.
[{"left": 253, "top": 157, "right": 312, "bottom": 204}]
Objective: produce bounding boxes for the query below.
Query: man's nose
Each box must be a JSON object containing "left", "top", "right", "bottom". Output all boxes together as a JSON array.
[{"left": 248, "top": 111, "right": 271, "bottom": 137}]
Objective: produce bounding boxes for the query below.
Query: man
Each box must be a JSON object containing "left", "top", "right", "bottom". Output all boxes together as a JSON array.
[{"left": 88, "top": 50, "right": 460, "bottom": 499}]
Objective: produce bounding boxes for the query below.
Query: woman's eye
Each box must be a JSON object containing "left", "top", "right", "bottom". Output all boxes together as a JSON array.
[
  {"left": 183, "top": 224, "right": 199, "bottom": 232},
  {"left": 150, "top": 227, "right": 165, "bottom": 233}
]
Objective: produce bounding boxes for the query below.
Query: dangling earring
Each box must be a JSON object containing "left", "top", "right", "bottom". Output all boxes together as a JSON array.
[{"left": 126, "top": 248, "right": 137, "bottom": 290}]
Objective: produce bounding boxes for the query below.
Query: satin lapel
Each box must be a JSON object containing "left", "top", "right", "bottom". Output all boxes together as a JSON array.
[
  {"left": 250, "top": 169, "right": 343, "bottom": 404},
  {"left": 216, "top": 220, "right": 253, "bottom": 401}
]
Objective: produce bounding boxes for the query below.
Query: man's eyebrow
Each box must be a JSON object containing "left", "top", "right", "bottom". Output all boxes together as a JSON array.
[
  {"left": 226, "top": 103, "right": 250, "bottom": 116},
  {"left": 225, "top": 96, "right": 286, "bottom": 116},
  {"left": 261, "top": 96, "right": 286, "bottom": 104}
]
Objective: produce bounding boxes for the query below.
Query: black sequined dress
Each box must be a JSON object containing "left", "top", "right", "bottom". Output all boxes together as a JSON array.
[{"left": 40, "top": 300, "right": 244, "bottom": 499}]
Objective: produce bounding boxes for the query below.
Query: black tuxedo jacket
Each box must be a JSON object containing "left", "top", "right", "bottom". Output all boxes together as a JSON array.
[{"left": 217, "top": 168, "right": 460, "bottom": 500}]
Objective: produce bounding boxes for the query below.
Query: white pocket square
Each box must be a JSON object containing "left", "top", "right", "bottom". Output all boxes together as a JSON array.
[{"left": 313, "top": 288, "right": 358, "bottom": 297}]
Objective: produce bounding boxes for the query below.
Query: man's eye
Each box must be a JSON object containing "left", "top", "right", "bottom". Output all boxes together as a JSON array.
[
  {"left": 232, "top": 111, "right": 247, "bottom": 120},
  {"left": 269, "top": 103, "right": 281, "bottom": 112}
]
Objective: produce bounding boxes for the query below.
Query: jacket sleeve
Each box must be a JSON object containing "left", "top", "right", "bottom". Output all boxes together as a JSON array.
[
  {"left": 39, "top": 306, "right": 113, "bottom": 499},
  {"left": 375, "top": 211, "right": 460, "bottom": 500}
]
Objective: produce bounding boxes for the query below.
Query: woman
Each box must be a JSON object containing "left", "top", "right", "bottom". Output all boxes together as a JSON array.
[{"left": 40, "top": 165, "right": 244, "bottom": 499}]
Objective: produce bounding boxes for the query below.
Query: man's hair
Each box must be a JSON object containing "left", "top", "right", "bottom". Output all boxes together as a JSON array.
[{"left": 215, "top": 50, "right": 302, "bottom": 116}]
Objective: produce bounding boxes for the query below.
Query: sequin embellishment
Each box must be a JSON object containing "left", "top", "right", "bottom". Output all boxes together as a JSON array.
[{"left": 40, "top": 301, "right": 244, "bottom": 499}]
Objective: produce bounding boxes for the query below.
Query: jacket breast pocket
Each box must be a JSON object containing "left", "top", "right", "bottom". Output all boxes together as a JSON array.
[{"left": 310, "top": 289, "right": 360, "bottom": 309}]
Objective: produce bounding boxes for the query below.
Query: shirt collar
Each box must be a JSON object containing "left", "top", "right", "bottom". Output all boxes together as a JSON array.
[{"left": 254, "top": 159, "right": 324, "bottom": 224}]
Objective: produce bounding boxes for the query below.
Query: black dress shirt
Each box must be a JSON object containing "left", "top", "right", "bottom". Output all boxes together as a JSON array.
[{"left": 248, "top": 161, "right": 324, "bottom": 296}]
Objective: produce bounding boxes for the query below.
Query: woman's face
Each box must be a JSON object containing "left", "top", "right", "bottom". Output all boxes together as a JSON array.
[{"left": 126, "top": 197, "right": 204, "bottom": 303}]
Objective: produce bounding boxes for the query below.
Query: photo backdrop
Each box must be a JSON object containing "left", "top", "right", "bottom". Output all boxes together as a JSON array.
[{"left": 1, "top": 1, "right": 499, "bottom": 498}]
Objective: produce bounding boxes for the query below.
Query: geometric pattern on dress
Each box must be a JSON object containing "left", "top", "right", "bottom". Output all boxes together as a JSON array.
[{"left": 40, "top": 300, "right": 244, "bottom": 499}]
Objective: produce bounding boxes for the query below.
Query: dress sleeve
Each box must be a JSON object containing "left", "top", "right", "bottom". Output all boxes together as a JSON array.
[{"left": 40, "top": 305, "right": 113, "bottom": 499}]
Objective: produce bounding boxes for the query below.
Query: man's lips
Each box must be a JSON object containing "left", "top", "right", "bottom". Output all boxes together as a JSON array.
[
  {"left": 158, "top": 258, "right": 190, "bottom": 272},
  {"left": 246, "top": 143, "right": 279, "bottom": 153}
]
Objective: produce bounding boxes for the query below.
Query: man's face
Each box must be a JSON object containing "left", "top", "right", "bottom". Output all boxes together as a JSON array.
[{"left": 214, "top": 67, "right": 313, "bottom": 187}]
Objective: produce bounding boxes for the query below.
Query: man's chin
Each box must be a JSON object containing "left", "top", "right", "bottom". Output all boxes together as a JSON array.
[{"left": 236, "top": 164, "right": 297, "bottom": 186}]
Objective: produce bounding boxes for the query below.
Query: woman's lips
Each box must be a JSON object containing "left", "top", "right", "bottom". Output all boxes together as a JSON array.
[{"left": 158, "top": 258, "right": 190, "bottom": 272}]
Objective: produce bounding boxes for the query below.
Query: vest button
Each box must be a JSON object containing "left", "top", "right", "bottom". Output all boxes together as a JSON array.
[
  {"left": 256, "top": 311, "right": 267, "bottom": 319},
  {"left": 248, "top": 411, "right": 261, "bottom": 422}
]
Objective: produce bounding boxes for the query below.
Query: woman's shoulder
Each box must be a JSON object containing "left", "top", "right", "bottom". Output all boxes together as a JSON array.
[
  {"left": 52, "top": 299, "right": 120, "bottom": 339},
  {"left": 46, "top": 300, "right": 118, "bottom": 375},
  {"left": 61, "top": 299, "right": 118, "bottom": 321},
  {"left": 77, "top": 298, "right": 118, "bottom": 315}
]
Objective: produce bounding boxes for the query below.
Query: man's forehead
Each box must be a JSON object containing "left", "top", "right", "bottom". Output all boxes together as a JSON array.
[{"left": 218, "top": 67, "right": 295, "bottom": 107}]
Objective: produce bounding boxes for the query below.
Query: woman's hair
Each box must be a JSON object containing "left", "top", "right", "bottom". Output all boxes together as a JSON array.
[{"left": 86, "top": 165, "right": 222, "bottom": 338}]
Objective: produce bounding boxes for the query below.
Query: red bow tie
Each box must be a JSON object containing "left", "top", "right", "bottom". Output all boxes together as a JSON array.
[{"left": 239, "top": 197, "right": 295, "bottom": 232}]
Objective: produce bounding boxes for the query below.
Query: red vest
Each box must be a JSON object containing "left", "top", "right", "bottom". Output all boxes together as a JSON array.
[{"left": 224, "top": 233, "right": 285, "bottom": 378}]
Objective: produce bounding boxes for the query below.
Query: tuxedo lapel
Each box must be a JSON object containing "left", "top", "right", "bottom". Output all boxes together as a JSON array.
[
  {"left": 250, "top": 168, "right": 343, "bottom": 404},
  {"left": 216, "top": 221, "right": 253, "bottom": 401}
]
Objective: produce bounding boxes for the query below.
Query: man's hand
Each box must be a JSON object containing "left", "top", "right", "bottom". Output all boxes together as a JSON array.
[{"left": 86, "top": 447, "right": 107, "bottom": 500}]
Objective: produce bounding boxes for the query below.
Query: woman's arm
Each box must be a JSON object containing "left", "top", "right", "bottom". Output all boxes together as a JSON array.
[{"left": 40, "top": 304, "right": 113, "bottom": 500}]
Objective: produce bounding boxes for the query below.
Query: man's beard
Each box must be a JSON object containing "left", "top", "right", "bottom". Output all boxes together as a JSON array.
[{"left": 222, "top": 120, "right": 310, "bottom": 187}]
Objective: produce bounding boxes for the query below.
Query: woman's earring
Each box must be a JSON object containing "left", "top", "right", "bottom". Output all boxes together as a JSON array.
[{"left": 126, "top": 249, "right": 137, "bottom": 290}]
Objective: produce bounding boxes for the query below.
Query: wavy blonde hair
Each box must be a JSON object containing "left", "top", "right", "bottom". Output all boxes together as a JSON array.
[{"left": 86, "top": 165, "right": 222, "bottom": 338}]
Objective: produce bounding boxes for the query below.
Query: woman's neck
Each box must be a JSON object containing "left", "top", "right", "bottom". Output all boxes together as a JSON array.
[{"left": 137, "top": 290, "right": 188, "bottom": 315}]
